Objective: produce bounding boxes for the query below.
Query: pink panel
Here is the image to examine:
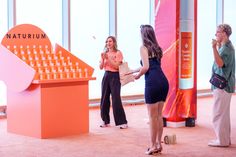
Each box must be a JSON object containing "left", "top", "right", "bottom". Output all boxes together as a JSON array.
[{"left": 0, "top": 45, "right": 35, "bottom": 92}]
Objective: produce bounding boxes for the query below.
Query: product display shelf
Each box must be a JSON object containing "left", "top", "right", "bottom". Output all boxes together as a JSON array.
[{"left": 6, "top": 44, "right": 95, "bottom": 83}]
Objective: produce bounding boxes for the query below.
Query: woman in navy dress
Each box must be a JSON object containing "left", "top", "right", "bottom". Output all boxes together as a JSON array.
[{"left": 131, "top": 25, "right": 169, "bottom": 155}]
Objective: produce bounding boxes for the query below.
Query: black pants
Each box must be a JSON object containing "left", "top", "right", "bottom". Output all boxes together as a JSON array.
[{"left": 100, "top": 71, "right": 127, "bottom": 126}]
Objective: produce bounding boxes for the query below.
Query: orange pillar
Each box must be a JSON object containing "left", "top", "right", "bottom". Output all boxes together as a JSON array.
[{"left": 155, "top": 0, "right": 197, "bottom": 127}]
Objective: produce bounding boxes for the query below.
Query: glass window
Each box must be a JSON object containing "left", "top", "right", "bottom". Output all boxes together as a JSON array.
[
  {"left": 197, "top": 0, "right": 216, "bottom": 90},
  {"left": 0, "top": 0, "right": 8, "bottom": 106},
  {"left": 0, "top": 0, "right": 7, "bottom": 41},
  {"left": 16, "top": 0, "right": 62, "bottom": 46},
  {"left": 224, "top": 0, "right": 236, "bottom": 45},
  {"left": 71, "top": 0, "right": 109, "bottom": 99},
  {"left": 117, "top": 0, "right": 150, "bottom": 96},
  {"left": 0, "top": 0, "right": 8, "bottom": 40}
]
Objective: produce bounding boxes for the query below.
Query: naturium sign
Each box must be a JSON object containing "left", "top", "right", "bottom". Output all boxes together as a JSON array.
[
  {"left": 1, "top": 24, "right": 52, "bottom": 51},
  {"left": 5, "top": 33, "right": 47, "bottom": 39}
]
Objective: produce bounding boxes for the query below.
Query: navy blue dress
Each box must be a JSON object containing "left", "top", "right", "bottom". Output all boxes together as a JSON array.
[{"left": 142, "top": 57, "right": 169, "bottom": 104}]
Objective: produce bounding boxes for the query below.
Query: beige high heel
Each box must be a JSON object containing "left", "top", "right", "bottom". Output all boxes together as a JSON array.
[
  {"left": 145, "top": 148, "right": 159, "bottom": 155},
  {"left": 156, "top": 144, "right": 163, "bottom": 153}
]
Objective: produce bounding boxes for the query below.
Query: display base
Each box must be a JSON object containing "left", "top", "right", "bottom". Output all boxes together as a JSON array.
[
  {"left": 166, "top": 121, "right": 185, "bottom": 127},
  {"left": 163, "top": 118, "right": 196, "bottom": 128},
  {"left": 7, "top": 81, "right": 89, "bottom": 139},
  {"left": 163, "top": 117, "right": 167, "bottom": 127},
  {"left": 185, "top": 117, "right": 196, "bottom": 127}
]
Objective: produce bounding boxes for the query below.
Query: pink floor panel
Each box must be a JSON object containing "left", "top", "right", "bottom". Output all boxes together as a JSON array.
[{"left": 0, "top": 95, "right": 236, "bottom": 157}]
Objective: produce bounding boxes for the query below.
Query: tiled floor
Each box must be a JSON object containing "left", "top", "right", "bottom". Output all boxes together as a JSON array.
[{"left": 0, "top": 95, "right": 236, "bottom": 157}]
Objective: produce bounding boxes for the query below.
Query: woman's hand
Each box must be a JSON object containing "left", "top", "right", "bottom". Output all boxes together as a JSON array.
[
  {"left": 134, "top": 73, "right": 141, "bottom": 80},
  {"left": 124, "top": 70, "right": 134, "bottom": 75},
  {"left": 101, "top": 53, "right": 107, "bottom": 60},
  {"left": 99, "top": 53, "right": 108, "bottom": 69},
  {"left": 212, "top": 39, "right": 218, "bottom": 49}
]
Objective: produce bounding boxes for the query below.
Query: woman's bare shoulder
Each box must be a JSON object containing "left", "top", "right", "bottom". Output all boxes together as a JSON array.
[
  {"left": 116, "top": 50, "right": 123, "bottom": 54},
  {"left": 140, "top": 45, "right": 148, "bottom": 51},
  {"left": 140, "top": 46, "right": 148, "bottom": 54}
]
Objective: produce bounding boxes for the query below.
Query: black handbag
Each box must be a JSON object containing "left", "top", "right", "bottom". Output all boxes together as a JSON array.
[{"left": 209, "top": 73, "right": 228, "bottom": 89}]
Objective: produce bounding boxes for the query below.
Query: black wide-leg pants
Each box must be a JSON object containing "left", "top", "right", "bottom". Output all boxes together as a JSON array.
[{"left": 100, "top": 71, "right": 127, "bottom": 126}]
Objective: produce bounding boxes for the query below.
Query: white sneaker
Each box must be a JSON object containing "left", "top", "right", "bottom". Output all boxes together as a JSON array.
[
  {"left": 208, "top": 139, "right": 229, "bottom": 147},
  {"left": 100, "top": 122, "right": 110, "bottom": 128},
  {"left": 119, "top": 124, "right": 128, "bottom": 129}
]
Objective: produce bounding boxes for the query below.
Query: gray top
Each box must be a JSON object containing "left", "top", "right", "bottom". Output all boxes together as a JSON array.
[{"left": 212, "top": 40, "right": 235, "bottom": 93}]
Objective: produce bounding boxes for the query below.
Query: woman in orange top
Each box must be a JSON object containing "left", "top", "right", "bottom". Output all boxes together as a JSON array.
[{"left": 99, "top": 36, "right": 128, "bottom": 129}]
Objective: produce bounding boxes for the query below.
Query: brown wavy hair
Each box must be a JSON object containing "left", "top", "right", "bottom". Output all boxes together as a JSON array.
[
  {"left": 104, "top": 36, "right": 118, "bottom": 52},
  {"left": 140, "top": 25, "right": 163, "bottom": 61}
]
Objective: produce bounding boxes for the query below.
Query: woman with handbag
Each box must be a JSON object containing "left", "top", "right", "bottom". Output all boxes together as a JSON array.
[
  {"left": 99, "top": 36, "right": 128, "bottom": 129},
  {"left": 208, "top": 24, "right": 235, "bottom": 147}
]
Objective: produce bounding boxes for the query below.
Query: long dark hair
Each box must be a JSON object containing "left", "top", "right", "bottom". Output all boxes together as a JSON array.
[
  {"left": 140, "top": 25, "right": 163, "bottom": 61},
  {"left": 104, "top": 36, "right": 118, "bottom": 52}
]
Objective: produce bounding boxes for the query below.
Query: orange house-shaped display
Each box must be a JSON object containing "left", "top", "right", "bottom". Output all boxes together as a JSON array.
[{"left": 0, "top": 24, "right": 95, "bottom": 138}]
